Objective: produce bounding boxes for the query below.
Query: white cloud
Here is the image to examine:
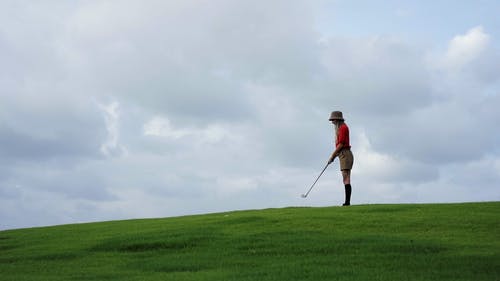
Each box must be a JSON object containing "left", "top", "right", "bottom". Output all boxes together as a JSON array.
[
  {"left": 216, "top": 176, "right": 258, "bottom": 194},
  {"left": 442, "top": 26, "right": 490, "bottom": 71},
  {"left": 143, "top": 116, "right": 230, "bottom": 144},
  {"left": 98, "top": 101, "right": 127, "bottom": 157},
  {"left": 143, "top": 116, "right": 190, "bottom": 139}
]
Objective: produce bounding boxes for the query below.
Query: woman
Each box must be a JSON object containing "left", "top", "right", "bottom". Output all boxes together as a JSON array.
[{"left": 328, "top": 111, "right": 354, "bottom": 206}]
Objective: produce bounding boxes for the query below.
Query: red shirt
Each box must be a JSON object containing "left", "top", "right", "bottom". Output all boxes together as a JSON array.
[{"left": 336, "top": 123, "right": 350, "bottom": 149}]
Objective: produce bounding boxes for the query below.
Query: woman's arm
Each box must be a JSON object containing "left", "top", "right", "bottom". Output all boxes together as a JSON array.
[{"left": 328, "top": 142, "right": 344, "bottom": 164}]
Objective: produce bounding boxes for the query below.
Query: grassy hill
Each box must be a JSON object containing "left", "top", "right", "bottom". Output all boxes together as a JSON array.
[{"left": 1, "top": 202, "right": 499, "bottom": 281}]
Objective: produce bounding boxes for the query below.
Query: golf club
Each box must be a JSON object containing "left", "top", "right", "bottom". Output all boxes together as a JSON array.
[{"left": 301, "top": 161, "right": 331, "bottom": 198}]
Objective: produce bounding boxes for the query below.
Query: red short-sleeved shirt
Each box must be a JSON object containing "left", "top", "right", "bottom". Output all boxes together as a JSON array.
[{"left": 336, "top": 123, "right": 351, "bottom": 149}]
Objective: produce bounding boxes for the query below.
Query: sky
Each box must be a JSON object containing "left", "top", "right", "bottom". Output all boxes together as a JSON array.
[{"left": 1, "top": 0, "right": 499, "bottom": 230}]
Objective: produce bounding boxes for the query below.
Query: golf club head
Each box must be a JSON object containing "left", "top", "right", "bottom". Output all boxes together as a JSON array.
[{"left": 301, "top": 194, "right": 307, "bottom": 198}]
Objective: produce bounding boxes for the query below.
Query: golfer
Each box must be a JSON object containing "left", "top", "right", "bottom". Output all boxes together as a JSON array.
[{"left": 328, "top": 111, "right": 354, "bottom": 206}]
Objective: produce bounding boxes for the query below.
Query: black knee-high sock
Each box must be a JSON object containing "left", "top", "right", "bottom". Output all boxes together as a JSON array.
[{"left": 344, "top": 184, "right": 352, "bottom": 204}]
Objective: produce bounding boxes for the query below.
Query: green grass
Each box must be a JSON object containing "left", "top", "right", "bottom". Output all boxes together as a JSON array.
[{"left": 1, "top": 202, "right": 499, "bottom": 280}]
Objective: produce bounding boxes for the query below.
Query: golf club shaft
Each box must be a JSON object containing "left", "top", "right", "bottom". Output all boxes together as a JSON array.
[{"left": 303, "top": 162, "right": 330, "bottom": 197}]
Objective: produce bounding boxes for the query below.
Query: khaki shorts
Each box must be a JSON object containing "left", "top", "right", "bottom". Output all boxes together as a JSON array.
[{"left": 339, "top": 149, "right": 354, "bottom": 171}]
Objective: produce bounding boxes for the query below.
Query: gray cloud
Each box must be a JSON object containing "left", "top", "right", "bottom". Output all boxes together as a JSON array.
[
  {"left": 55, "top": 1, "right": 322, "bottom": 123},
  {"left": 319, "top": 36, "right": 434, "bottom": 116},
  {"left": 0, "top": 1, "right": 499, "bottom": 230},
  {"left": 0, "top": 124, "right": 98, "bottom": 162},
  {"left": 0, "top": 96, "right": 106, "bottom": 165}
]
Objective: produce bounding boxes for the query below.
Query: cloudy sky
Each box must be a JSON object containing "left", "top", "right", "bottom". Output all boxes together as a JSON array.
[{"left": 1, "top": 1, "right": 499, "bottom": 230}]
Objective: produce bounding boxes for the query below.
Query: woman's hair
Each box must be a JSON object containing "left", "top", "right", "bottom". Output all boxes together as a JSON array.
[{"left": 334, "top": 120, "right": 344, "bottom": 138}]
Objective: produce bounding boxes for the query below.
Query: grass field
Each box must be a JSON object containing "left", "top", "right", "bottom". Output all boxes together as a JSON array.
[{"left": 1, "top": 202, "right": 499, "bottom": 280}]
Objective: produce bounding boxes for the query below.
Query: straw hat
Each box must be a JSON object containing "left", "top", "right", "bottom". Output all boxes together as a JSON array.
[{"left": 329, "top": 111, "right": 344, "bottom": 121}]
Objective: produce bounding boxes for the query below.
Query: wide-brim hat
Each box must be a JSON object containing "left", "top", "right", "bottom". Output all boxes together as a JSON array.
[{"left": 329, "top": 111, "right": 344, "bottom": 121}]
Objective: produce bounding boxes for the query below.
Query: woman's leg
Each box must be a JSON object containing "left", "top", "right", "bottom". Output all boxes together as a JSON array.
[
  {"left": 342, "top": 170, "right": 351, "bottom": 185},
  {"left": 342, "top": 170, "right": 352, "bottom": 206}
]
